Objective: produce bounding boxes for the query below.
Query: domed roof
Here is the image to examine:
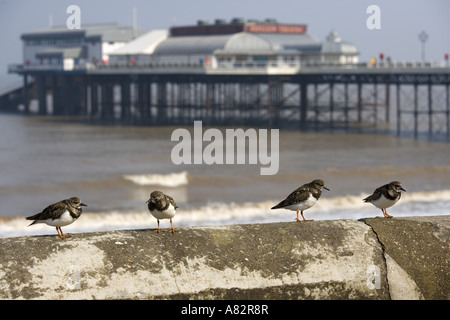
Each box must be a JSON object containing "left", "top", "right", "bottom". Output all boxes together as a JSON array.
[
  {"left": 222, "top": 33, "right": 272, "bottom": 53},
  {"left": 322, "top": 30, "right": 358, "bottom": 54}
]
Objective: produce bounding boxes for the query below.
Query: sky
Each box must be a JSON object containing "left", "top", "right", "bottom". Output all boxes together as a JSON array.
[{"left": 0, "top": 0, "right": 449, "bottom": 89}]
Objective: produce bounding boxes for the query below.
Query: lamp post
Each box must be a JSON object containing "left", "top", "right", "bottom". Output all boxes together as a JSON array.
[{"left": 418, "top": 31, "right": 429, "bottom": 62}]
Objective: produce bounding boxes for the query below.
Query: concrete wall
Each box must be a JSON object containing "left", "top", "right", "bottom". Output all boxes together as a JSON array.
[{"left": 0, "top": 216, "right": 448, "bottom": 300}]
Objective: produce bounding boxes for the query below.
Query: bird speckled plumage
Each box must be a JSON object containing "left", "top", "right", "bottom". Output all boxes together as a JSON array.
[
  {"left": 271, "top": 179, "right": 330, "bottom": 222},
  {"left": 26, "top": 197, "right": 87, "bottom": 239},
  {"left": 146, "top": 191, "right": 178, "bottom": 233},
  {"left": 363, "top": 181, "right": 405, "bottom": 218}
]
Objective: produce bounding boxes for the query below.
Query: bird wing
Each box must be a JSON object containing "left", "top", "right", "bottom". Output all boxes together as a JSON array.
[
  {"left": 272, "top": 186, "right": 310, "bottom": 209},
  {"left": 167, "top": 195, "right": 178, "bottom": 209},
  {"left": 26, "top": 201, "right": 68, "bottom": 221},
  {"left": 363, "top": 188, "right": 382, "bottom": 202}
]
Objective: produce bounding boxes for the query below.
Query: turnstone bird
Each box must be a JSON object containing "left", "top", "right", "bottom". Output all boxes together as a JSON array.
[
  {"left": 146, "top": 191, "right": 178, "bottom": 233},
  {"left": 363, "top": 181, "right": 406, "bottom": 218},
  {"left": 26, "top": 197, "right": 87, "bottom": 239},
  {"left": 271, "top": 179, "right": 330, "bottom": 222}
]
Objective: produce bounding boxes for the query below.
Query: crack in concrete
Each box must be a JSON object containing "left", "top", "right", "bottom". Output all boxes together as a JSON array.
[{"left": 359, "top": 218, "right": 391, "bottom": 299}]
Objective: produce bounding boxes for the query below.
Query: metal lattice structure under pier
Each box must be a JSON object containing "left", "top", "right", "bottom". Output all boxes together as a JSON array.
[{"left": 3, "top": 69, "right": 450, "bottom": 140}]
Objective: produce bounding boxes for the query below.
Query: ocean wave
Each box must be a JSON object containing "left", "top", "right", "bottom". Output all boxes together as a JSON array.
[
  {"left": 123, "top": 171, "right": 188, "bottom": 187},
  {"left": 1, "top": 189, "right": 449, "bottom": 238}
]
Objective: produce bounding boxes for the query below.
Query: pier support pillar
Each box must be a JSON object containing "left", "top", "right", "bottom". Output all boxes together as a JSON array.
[
  {"left": 446, "top": 84, "right": 449, "bottom": 140},
  {"left": 396, "top": 84, "right": 401, "bottom": 136},
  {"left": 37, "top": 75, "right": 47, "bottom": 115},
  {"left": 121, "top": 78, "right": 131, "bottom": 121},
  {"left": 344, "top": 82, "right": 349, "bottom": 129},
  {"left": 101, "top": 81, "right": 114, "bottom": 120},
  {"left": 79, "top": 77, "right": 88, "bottom": 116},
  {"left": 157, "top": 82, "right": 167, "bottom": 124},
  {"left": 428, "top": 83, "right": 433, "bottom": 136},
  {"left": 357, "top": 82, "right": 362, "bottom": 123},
  {"left": 300, "top": 81, "right": 308, "bottom": 129},
  {"left": 414, "top": 83, "right": 419, "bottom": 139},
  {"left": 385, "top": 83, "right": 390, "bottom": 123},
  {"left": 22, "top": 74, "right": 30, "bottom": 114},
  {"left": 329, "top": 82, "right": 334, "bottom": 129},
  {"left": 373, "top": 82, "right": 378, "bottom": 127},
  {"left": 52, "top": 76, "right": 64, "bottom": 115},
  {"left": 90, "top": 83, "right": 99, "bottom": 117},
  {"left": 63, "top": 76, "right": 74, "bottom": 115},
  {"left": 137, "top": 79, "right": 152, "bottom": 124}
]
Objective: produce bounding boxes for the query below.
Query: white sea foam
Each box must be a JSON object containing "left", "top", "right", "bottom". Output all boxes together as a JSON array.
[
  {"left": 123, "top": 171, "right": 188, "bottom": 187},
  {"left": 1, "top": 189, "right": 449, "bottom": 238}
]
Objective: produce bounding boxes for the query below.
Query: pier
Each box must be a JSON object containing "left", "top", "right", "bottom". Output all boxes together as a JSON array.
[
  {"left": 2, "top": 20, "right": 450, "bottom": 138},
  {"left": 4, "top": 63, "right": 450, "bottom": 138}
]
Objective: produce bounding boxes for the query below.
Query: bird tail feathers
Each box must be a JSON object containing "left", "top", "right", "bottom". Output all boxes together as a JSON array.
[
  {"left": 25, "top": 213, "right": 41, "bottom": 226},
  {"left": 271, "top": 201, "right": 285, "bottom": 210}
]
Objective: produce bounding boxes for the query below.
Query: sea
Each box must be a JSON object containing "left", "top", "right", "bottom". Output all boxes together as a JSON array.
[{"left": 1, "top": 113, "right": 449, "bottom": 238}]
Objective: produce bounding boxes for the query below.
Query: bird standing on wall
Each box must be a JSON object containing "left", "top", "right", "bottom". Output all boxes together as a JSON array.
[
  {"left": 363, "top": 181, "right": 405, "bottom": 218},
  {"left": 146, "top": 191, "right": 178, "bottom": 233},
  {"left": 26, "top": 197, "right": 87, "bottom": 239},
  {"left": 271, "top": 179, "right": 330, "bottom": 222}
]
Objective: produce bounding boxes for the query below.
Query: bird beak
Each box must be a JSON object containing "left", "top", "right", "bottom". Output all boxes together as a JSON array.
[
  {"left": 400, "top": 187, "right": 406, "bottom": 192},
  {"left": 145, "top": 199, "right": 150, "bottom": 203},
  {"left": 81, "top": 203, "right": 87, "bottom": 207},
  {"left": 324, "top": 186, "right": 330, "bottom": 191}
]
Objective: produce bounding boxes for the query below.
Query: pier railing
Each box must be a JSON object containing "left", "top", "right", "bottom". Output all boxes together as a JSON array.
[{"left": 9, "top": 60, "right": 450, "bottom": 75}]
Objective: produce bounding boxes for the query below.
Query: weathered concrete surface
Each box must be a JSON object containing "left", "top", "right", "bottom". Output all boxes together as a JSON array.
[
  {"left": 0, "top": 216, "right": 447, "bottom": 300},
  {"left": 364, "top": 216, "right": 450, "bottom": 300}
]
